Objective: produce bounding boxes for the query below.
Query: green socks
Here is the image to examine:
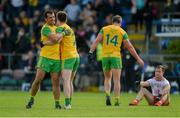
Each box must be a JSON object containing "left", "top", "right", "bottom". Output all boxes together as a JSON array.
[
  {"left": 65, "top": 98, "right": 70, "bottom": 106},
  {"left": 55, "top": 101, "right": 59, "bottom": 106},
  {"left": 70, "top": 97, "right": 72, "bottom": 105},
  {"left": 30, "top": 96, "right": 34, "bottom": 102},
  {"left": 105, "top": 92, "right": 111, "bottom": 100},
  {"left": 114, "top": 97, "right": 119, "bottom": 106}
]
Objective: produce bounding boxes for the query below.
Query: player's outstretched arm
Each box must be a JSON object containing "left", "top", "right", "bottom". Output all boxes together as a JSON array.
[
  {"left": 89, "top": 33, "right": 103, "bottom": 52},
  {"left": 88, "top": 33, "right": 102, "bottom": 62},
  {"left": 123, "top": 39, "right": 144, "bottom": 67}
]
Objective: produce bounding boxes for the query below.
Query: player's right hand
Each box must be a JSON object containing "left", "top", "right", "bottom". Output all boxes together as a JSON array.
[
  {"left": 135, "top": 81, "right": 140, "bottom": 86},
  {"left": 56, "top": 33, "right": 63, "bottom": 43},
  {"left": 154, "top": 94, "right": 162, "bottom": 103},
  {"left": 88, "top": 52, "right": 94, "bottom": 63}
]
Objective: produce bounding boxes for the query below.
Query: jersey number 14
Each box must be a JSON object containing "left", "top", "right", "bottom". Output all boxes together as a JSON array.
[{"left": 106, "top": 34, "right": 118, "bottom": 46}]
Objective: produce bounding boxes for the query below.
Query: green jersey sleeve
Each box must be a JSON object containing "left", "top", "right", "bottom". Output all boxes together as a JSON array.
[
  {"left": 56, "top": 27, "right": 67, "bottom": 36},
  {"left": 56, "top": 27, "right": 64, "bottom": 33},
  {"left": 123, "top": 33, "right": 128, "bottom": 40},
  {"left": 42, "top": 26, "right": 51, "bottom": 37},
  {"left": 99, "top": 28, "right": 103, "bottom": 34}
]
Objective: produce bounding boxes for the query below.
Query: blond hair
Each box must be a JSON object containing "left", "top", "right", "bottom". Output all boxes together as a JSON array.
[{"left": 156, "top": 65, "right": 166, "bottom": 73}]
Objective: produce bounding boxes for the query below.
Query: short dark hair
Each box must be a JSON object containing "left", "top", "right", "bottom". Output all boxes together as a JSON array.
[
  {"left": 156, "top": 65, "right": 166, "bottom": 73},
  {"left": 57, "top": 11, "right": 67, "bottom": 22},
  {"left": 44, "top": 10, "right": 54, "bottom": 19},
  {"left": 112, "top": 15, "right": 122, "bottom": 24}
]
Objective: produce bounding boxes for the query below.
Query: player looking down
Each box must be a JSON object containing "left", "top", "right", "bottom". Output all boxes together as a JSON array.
[{"left": 129, "top": 65, "right": 170, "bottom": 106}]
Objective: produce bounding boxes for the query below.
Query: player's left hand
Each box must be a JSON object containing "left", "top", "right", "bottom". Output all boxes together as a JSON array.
[
  {"left": 40, "top": 41, "right": 44, "bottom": 48},
  {"left": 88, "top": 52, "right": 94, "bottom": 63}
]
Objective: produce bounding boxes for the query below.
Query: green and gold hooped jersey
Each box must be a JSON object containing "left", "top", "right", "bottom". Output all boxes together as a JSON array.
[
  {"left": 100, "top": 25, "right": 128, "bottom": 58},
  {"left": 56, "top": 24, "right": 79, "bottom": 60},
  {"left": 40, "top": 24, "right": 60, "bottom": 60}
]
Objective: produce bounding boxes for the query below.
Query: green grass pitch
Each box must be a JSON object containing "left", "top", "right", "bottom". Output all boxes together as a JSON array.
[{"left": 0, "top": 91, "right": 180, "bottom": 117}]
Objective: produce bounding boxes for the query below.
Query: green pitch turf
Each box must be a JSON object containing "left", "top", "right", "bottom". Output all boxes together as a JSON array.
[{"left": 0, "top": 91, "right": 180, "bottom": 117}]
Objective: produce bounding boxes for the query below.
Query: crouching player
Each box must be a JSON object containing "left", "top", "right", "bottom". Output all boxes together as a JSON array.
[{"left": 129, "top": 65, "right": 170, "bottom": 106}]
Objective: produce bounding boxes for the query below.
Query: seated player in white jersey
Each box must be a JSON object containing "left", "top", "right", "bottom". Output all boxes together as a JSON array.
[{"left": 129, "top": 65, "right": 170, "bottom": 106}]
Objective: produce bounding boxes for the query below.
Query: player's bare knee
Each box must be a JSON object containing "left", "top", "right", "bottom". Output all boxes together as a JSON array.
[
  {"left": 140, "top": 87, "right": 147, "bottom": 93},
  {"left": 140, "top": 87, "right": 145, "bottom": 91},
  {"left": 114, "top": 82, "right": 120, "bottom": 88}
]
